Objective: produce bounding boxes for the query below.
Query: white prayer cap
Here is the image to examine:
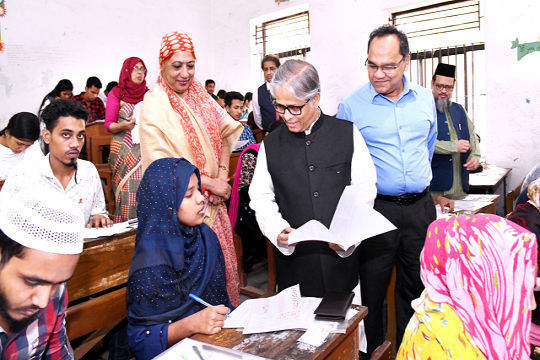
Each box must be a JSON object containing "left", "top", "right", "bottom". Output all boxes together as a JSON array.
[{"left": 0, "top": 189, "right": 85, "bottom": 254}]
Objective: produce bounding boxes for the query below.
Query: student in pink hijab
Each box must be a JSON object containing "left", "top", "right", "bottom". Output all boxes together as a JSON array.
[{"left": 398, "top": 214, "right": 537, "bottom": 360}]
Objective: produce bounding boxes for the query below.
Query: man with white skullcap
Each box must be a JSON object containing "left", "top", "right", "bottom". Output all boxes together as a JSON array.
[{"left": 0, "top": 190, "right": 84, "bottom": 360}]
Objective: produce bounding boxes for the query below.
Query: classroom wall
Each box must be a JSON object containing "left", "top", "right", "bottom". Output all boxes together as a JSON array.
[
  {"left": 483, "top": 0, "right": 540, "bottom": 193},
  {"left": 209, "top": 0, "right": 421, "bottom": 114},
  {"left": 0, "top": 0, "right": 215, "bottom": 126}
]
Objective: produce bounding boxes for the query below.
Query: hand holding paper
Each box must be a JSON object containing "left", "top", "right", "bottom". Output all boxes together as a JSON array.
[{"left": 288, "top": 184, "right": 396, "bottom": 251}]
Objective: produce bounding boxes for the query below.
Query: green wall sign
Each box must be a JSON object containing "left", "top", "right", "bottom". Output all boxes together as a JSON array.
[{"left": 511, "top": 38, "right": 540, "bottom": 61}]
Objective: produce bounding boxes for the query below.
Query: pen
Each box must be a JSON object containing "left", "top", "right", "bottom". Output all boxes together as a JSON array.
[
  {"left": 189, "top": 293, "right": 231, "bottom": 318},
  {"left": 192, "top": 346, "right": 205, "bottom": 360}
]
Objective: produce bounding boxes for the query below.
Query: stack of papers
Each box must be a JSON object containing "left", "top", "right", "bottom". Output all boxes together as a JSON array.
[
  {"left": 225, "top": 284, "right": 359, "bottom": 348},
  {"left": 155, "top": 338, "right": 269, "bottom": 359}
]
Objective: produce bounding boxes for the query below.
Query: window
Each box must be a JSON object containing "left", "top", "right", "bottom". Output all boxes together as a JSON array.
[
  {"left": 254, "top": 11, "right": 311, "bottom": 63},
  {"left": 390, "top": 0, "right": 486, "bottom": 154}
]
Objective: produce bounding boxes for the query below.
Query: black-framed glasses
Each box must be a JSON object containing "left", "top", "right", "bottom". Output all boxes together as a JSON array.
[
  {"left": 365, "top": 57, "right": 405, "bottom": 74},
  {"left": 272, "top": 98, "right": 310, "bottom": 115},
  {"left": 133, "top": 66, "right": 147, "bottom": 73},
  {"left": 434, "top": 84, "right": 454, "bottom": 91}
]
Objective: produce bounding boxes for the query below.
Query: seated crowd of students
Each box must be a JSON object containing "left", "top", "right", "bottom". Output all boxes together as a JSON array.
[{"left": 0, "top": 25, "right": 539, "bottom": 360}]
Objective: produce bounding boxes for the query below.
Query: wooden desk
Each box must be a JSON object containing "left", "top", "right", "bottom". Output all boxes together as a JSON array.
[
  {"left": 469, "top": 167, "right": 511, "bottom": 196},
  {"left": 66, "top": 229, "right": 136, "bottom": 359},
  {"left": 0, "top": 180, "right": 4, "bottom": 192},
  {"left": 192, "top": 305, "right": 367, "bottom": 360},
  {"left": 445, "top": 194, "right": 500, "bottom": 215}
]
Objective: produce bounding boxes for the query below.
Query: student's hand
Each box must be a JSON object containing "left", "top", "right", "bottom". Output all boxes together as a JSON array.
[
  {"left": 87, "top": 215, "right": 114, "bottom": 228},
  {"left": 433, "top": 196, "right": 454, "bottom": 213},
  {"left": 192, "top": 305, "right": 229, "bottom": 335},
  {"left": 277, "top": 227, "right": 295, "bottom": 246},
  {"left": 464, "top": 156, "right": 480, "bottom": 171},
  {"left": 457, "top": 140, "right": 470, "bottom": 153}
]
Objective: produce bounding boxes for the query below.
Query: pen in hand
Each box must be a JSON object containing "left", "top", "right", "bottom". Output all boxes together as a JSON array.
[{"left": 189, "top": 293, "right": 231, "bottom": 318}]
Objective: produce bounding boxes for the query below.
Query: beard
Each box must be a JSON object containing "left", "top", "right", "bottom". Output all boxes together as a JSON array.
[
  {"left": 0, "top": 283, "right": 39, "bottom": 331},
  {"left": 64, "top": 158, "right": 77, "bottom": 167},
  {"left": 435, "top": 97, "right": 452, "bottom": 113}
]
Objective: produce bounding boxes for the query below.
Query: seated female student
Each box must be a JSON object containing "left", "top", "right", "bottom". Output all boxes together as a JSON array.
[
  {"left": 127, "top": 158, "right": 231, "bottom": 360},
  {"left": 398, "top": 214, "right": 536, "bottom": 360},
  {"left": 508, "top": 176, "right": 540, "bottom": 349},
  {"left": 0, "top": 112, "right": 43, "bottom": 180},
  {"left": 38, "top": 79, "right": 73, "bottom": 152}
]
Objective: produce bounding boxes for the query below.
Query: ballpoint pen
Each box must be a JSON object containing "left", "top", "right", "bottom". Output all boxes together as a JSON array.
[{"left": 189, "top": 293, "right": 231, "bottom": 318}]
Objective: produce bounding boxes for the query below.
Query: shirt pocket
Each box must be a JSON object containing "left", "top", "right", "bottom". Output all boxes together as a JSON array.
[{"left": 325, "top": 163, "right": 350, "bottom": 175}]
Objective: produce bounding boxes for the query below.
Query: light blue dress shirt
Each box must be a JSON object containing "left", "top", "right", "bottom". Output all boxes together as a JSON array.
[{"left": 337, "top": 76, "right": 437, "bottom": 196}]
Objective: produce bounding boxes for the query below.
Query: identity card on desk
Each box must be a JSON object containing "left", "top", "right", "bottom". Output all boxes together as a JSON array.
[{"left": 288, "top": 184, "right": 396, "bottom": 250}]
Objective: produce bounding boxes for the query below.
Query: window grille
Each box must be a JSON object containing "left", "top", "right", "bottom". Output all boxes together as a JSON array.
[
  {"left": 390, "top": 0, "right": 481, "bottom": 39},
  {"left": 255, "top": 11, "right": 310, "bottom": 61}
]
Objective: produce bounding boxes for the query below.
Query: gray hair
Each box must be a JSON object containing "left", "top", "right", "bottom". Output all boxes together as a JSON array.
[{"left": 269, "top": 60, "right": 320, "bottom": 100}]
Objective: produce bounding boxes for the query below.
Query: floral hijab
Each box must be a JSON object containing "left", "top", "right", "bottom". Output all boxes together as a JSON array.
[{"left": 422, "top": 215, "right": 536, "bottom": 359}]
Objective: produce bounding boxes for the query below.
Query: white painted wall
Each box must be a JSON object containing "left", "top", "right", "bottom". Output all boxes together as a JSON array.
[
  {"left": 484, "top": 0, "right": 540, "bottom": 195},
  {"left": 210, "top": 0, "right": 420, "bottom": 114},
  {"left": 3, "top": 0, "right": 539, "bottom": 211},
  {"left": 0, "top": 0, "right": 214, "bottom": 126}
]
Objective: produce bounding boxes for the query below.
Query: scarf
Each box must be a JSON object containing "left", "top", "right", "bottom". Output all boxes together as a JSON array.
[
  {"left": 111, "top": 57, "right": 149, "bottom": 104},
  {"left": 422, "top": 215, "right": 536, "bottom": 359},
  {"left": 157, "top": 31, "right": 225, "bottom": 177},
  {"left": 128, "top": 158, "right": 221, "bottom": 325}
]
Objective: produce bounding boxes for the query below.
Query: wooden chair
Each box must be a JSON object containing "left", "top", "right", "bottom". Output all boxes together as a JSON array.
[
  {"left": 506, "top": 179, "right": 525, "bottom": 215},
  {"left": 85, "top": 122, "right": 114, "bottom": 214},
  {"left": 253, "top": 129, "right": 264, "bottom": 144},
  {"left": 233, "top": 231, "right": 277, "bottom": 298},
  {"left": 370, "top": 340, "right": 392, "bottom": 360},
  {"left": 66, "top": 230, "right": 135, "bottom": 360}
]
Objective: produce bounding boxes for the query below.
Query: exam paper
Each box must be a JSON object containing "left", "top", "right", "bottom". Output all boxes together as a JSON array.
[
  {"left": 242, "top": 284, "right": 302, "bottom": 335},
  {"left": 234, "top": 140, "right": 249, "bottom": 151},
  {"left": 223, "top": 299, "right": 254, "bottom": 329},
  {"left": 288, "top": 184, "right": 396, "bottom": 250},
  {"left": 130, "top": 102, "right": 143, "bottom": 144},
  {"left": 83, "top": 221, "right": 132, "bottom": 239}
]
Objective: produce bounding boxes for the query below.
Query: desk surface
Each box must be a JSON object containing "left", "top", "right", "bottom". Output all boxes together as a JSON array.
[
  {"left": 192, "top": 305, "right": 367, "bottom": 360},
  {"left": 469, "top": 167, "right": 511, "bottom": 187},
  {"left": 67, "top": 228, "right": 136, "bottom": 302}
]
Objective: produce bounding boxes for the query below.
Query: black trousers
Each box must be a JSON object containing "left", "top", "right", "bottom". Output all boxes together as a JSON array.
[{"left": 359, "top": 194, "right": 436, "bottom": 356}]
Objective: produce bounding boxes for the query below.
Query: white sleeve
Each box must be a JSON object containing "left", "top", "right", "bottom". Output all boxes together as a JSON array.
[
  {"left": 249, "top": 143, "right": 295, "bottom": 255},
  {"left": 334, "top": 126, "right": 377, "bottom": 258},
  {"left": 89, "top": 166, "right": 109, "bottom": 219},
  {"left": 251, "top": 89, "right": 263, "bottom": 130}
]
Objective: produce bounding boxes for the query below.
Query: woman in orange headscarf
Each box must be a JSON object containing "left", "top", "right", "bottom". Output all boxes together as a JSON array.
[{"left": 139, "top": 32, "right": 243, "bottom": 306}]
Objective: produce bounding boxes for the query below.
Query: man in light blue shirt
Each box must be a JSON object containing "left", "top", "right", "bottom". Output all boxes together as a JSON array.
[{"left": 337, "top": 25, "right": 437, "bottom": 358}]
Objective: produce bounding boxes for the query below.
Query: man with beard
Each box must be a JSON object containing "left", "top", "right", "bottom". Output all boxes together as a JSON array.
[
  {"left": 430, "top": 63, "right": 480, "bottom": 196},
  {"left": 0, "top": 99, "right": 111, "bottom": 228},
  {"left": 0, "top": 190, "right": 85, "bottom": 359}
]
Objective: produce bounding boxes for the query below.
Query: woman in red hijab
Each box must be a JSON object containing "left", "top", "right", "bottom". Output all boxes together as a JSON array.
[{"left": 105, "top": 57, "right": 149, "bottom": 222}]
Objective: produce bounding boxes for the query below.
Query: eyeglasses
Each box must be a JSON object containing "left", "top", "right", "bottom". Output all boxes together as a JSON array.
[
  {"left": 365, "top": 57, "right": 405, "bottom": 75},
  {"left": 272, "top": 99, "right": 310, "bottom": 115},
  {"left": 133, "top": 66, "right": 147, "bottom": 73},
  {"left": 434, "top": 84, "right": 454, "bottom": 91}
]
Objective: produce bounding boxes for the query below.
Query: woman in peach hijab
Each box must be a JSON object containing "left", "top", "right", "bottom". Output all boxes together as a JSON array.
[{"left": 139, "top": 32, "right": 243, "bottom": 306}]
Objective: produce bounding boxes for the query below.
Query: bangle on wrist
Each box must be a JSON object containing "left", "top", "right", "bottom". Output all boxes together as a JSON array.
[{"left": 219, "top": 165, "right": 228, "bottom": 173}]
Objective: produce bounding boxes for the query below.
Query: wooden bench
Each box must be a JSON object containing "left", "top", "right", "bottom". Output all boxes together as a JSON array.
[{"left": 66, "top": 229, "right": 136, "bottom": 359}]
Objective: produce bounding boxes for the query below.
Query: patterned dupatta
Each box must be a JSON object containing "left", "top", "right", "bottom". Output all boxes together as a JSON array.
[{"left": 422, "top": 215, "right": 537, "bottom": 359}]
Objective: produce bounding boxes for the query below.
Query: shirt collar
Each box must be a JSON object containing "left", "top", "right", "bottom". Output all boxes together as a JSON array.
[
  {"left": 367, "top": 75, "right": 417, "bottom": 103},
  {"left": 40, "top": 154, "right": 80, "bottom": 186},
  {"left": 305, "top": 107, "right": 322, "bottom": 135}
]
